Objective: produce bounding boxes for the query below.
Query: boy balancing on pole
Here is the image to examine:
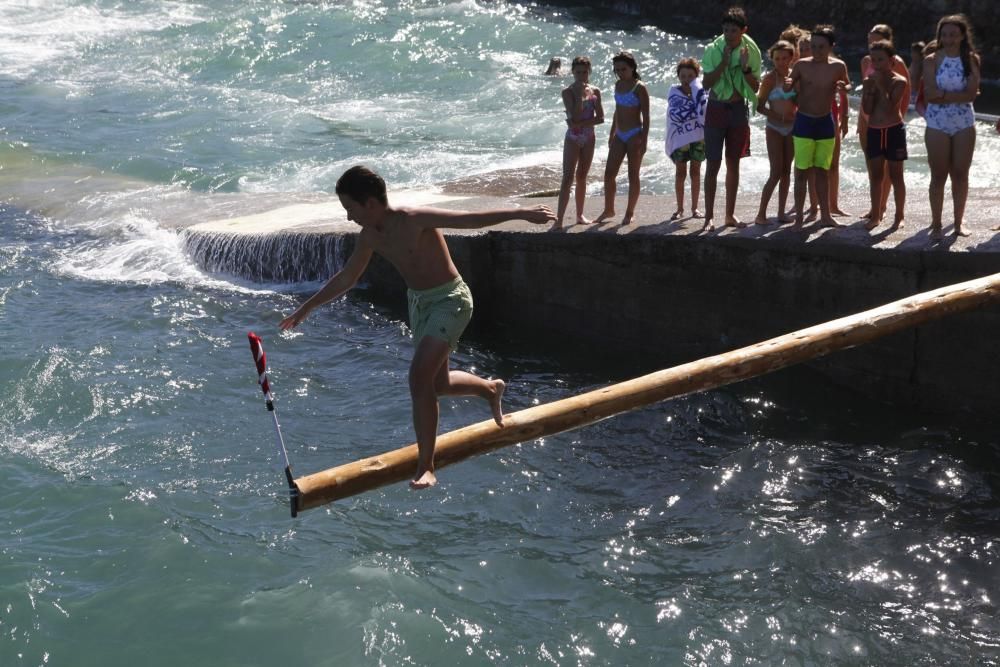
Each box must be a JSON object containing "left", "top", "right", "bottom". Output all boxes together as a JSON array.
[{"left": 279, "top": 166, "right": 556, "bottom": 489}]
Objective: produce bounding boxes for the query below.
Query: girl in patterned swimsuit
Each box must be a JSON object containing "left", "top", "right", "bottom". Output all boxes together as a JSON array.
[
  {"left": 923, "top": 14, "right": 980, "bottom": 239},
  {"left": 595, "top": 51, "right": 649, "bottom": 226},
  {"left": 556, "top": 56, "right": 605, "bottom": 229}
]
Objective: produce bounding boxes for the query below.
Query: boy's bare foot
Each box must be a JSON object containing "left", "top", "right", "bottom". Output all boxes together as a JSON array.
[
  {"left": 954, "top": 226, "right": 970, "bottom": 237},
  {"left": 553, "top": 220, "right": 564, "bottom": 231},
  {"left": 702, "top": 217, "right": 716, "bottom": 231},
  {"left": 622, "top": 211, "right": 634, "bottom": 225},
  {"left": 864, "top": 217, "right": 880, "bottom": 231},
  {"left": 831, "top": 207, "right": 849, "bottom": 216},
  {"left": 669, "top": 209, "right": 684, "bottom": 220},
  {"left": 576, "top": 215, "right": 591, "bottom": 225},
  {"left": 691, "top": 208, "right": 703, "bottom": 218},
  {"left": 724, "top": 216, "right": 747, "bottom": 228},
  {"left": 489, "top": 379, "right": 505, "bottom": 427},
  {"left": 930, "top": 225, "right": 943, "bottom": 241},
  {"left": 804, "top": 208, "right": 819, "bottom": 222},
  {"left": 410, "top": 470, "right": 437, "bottom": 489},
  {"left": 818, "top": 217, "right": 842, "bottom": 228},
  {"left": 594, "top": 210, "right": 614, "bottom": 224},
  {"left": 753, "top": 215, "right": 769, "bottom": 226},
  {"left": 890, "top": 217, "right": 904, "bottom": 231}
]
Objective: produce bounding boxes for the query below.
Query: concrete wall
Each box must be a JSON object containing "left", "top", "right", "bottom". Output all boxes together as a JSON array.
[{"left": 185, "top": 228, "right": 1000, "bottom": 414}]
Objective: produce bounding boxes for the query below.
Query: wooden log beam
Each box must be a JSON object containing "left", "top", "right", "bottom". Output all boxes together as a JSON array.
[{"left": 292, "top": 271, "right": 1000, "bottom": 513}]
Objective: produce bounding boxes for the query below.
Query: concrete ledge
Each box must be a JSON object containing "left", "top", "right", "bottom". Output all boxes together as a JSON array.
[{"left": 182, "top": 190, "right": 1000, "bottom": 413}]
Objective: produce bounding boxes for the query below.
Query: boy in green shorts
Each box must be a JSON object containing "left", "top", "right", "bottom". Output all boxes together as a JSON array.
[
  {"left": 788, "top": 25, "right": 850, "bottom": 228},
  {"left": 280, "top": 166, "right": 555, "bottom": 489}
]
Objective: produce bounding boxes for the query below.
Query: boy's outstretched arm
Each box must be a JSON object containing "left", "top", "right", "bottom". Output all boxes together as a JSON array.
[
  {"left": 278, "top": 242, "right": 373, "bottom": 330},
  {"left": 408, "top": 205, "right": 556, "bottom": 230}
]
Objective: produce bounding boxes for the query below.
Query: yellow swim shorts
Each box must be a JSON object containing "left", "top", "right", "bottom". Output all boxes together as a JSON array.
[
  {"left": 792, "top": 111, "right": 836, "bottom": 171},
  {"left": 407, "top": 276, "right": 473, "bottom": 351}
]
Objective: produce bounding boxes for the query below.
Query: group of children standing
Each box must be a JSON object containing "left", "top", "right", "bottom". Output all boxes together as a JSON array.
[{"left": 555, "top": 9, "right": 983, "bottom": 241}]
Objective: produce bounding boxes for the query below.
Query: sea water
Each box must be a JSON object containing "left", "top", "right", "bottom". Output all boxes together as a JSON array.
[{"left": 1, "top": 1, "right": 998, "bottom": 665}]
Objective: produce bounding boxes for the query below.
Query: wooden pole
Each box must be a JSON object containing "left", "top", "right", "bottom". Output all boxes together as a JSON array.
[{"left": 292, "top": 271, "right": 1000, "bottom": 513}]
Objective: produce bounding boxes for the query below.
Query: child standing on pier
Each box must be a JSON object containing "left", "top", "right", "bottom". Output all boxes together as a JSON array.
[
  {"left": 862, "top": 40, "right": 908, "bottom": 231},
  {"left": 788, "top": 25, "right": 850, "bottom": 228},
  {"left": 556, "top": 56, "right": 604, "bottom": 229},
  {"left": 753, "top": 40, "right": 797, "bottom": 225},
  {"left": 665, "top": 57, "right": 706, "bottom": 220},
  {"left": 279, "top": 166, "right": 555, "bottom": 489},
  {"left": 595, "top": 51, "right": 650, "bottom": 226}
]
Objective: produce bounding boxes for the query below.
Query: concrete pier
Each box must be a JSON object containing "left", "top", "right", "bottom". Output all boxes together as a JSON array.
[{"left": 183, "top": 187, "right": 1000, "bottom": 413}]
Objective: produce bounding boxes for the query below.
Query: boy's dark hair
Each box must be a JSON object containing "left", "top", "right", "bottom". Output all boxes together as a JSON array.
[
  {"left": 676, "top": 57, "right": 700, "bottom": 76},
  {"left": 571, "top": 55, "right": 591, "bottom": 70},
  {"left": 812, "top": 24, "right": 836, "bottom": 46},
  {"left": 336, "top": 165, "right": 388, "bottom": 206},
  {"left": 870, "top": 39, "right": 896, "bottom": 59},
  {"left": 722, "top": 6, "right": 747, "bottom": 28}
]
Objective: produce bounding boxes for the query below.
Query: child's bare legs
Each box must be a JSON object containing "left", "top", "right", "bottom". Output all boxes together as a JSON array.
[
  {"left": 888, "top": 160, "right": 906, "bottom": 230},
  {"left": 950, "top": 127, "right": 976, "bottom": 236},
  {"left": 859, "top": 126, "right": 873, "bottom": 219},
  {"left": 865, "top": 156, "right": 886, "bottom": 230},
  {"left": 829, "top": 133, "right": 848, "bottom": 216},
  {"left": 409, "top": 336, "right": 505, "bottom": 489},
  {"left": 621, "top": 138, "right": 645, "bottom": 225},
  {"left": 878, "top": 168, "right": 891, "bottom": 221},
  {"left": 689, "top": 160, "right": 702, "bottom": 217},
  {"left": 595, "top": 139, "right": 627, "bottom": 224},
  {"left": 814, "top": 166, "right": 839, "bottom": 227},
  {"left": 793, "top": 167, "right": 808, "bottom": 227},
  {"left": 925, "top": 128, "right": 951, "bottom": 239},
  {"left": 778, "top": 135, "right": 793, "bottom": 222},
  {"left": 755, "top": 127, "right": 786, "bottom": 225},
  {"left": 804, "top": 170, "right": 819, "bottom": 221},
  {"left": 574, "top": 140, "right": 596, "bottom": 223},
  {"left": 723, "top": 155, "right": 745, "bottom": 227},
  {"left": 672, "top": 159, "right": 687, "bottom": 219},
  {"left": 703, "top": 158, "right": 722, "bottom": 230},
  {"left": 556, "top": 138, "right": 582, "bottom": 229}
]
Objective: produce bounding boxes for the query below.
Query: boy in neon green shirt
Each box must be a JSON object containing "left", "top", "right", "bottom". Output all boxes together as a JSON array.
[{"left": 701, "top": 6, "right": 761, "bottom": 230}]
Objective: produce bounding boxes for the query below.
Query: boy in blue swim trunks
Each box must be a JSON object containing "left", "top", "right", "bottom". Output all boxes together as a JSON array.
[
  {"left": 280, "top": 166, "right": 555, "bottom": 489},
  {"left": 788, "top": 25, "right": 850, "bottom": 228}
]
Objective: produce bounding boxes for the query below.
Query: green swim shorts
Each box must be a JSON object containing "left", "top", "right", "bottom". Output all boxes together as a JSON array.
[
  {"left": 669, "top": 140, "right": 706, "bottom": 164},
  {"left": 407, "top": 276, "right": 473, "bottom": 351}
]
